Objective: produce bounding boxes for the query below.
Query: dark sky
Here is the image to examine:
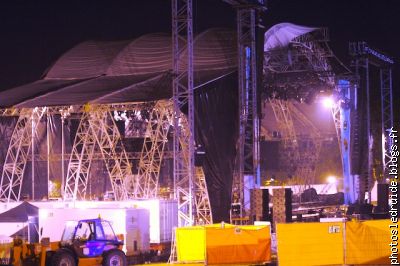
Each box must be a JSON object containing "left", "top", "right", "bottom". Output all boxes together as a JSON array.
[{"left": 0, "top": 0, "right": 398, "bottom": 120}]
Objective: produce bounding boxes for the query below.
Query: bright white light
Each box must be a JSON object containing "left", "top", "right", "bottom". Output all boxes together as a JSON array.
[
  {"left": 327, "top": 176, "right": 337, "bottom": 184},
  {"left": 322, "top": 97, "right": 334, "bottom": 109}
]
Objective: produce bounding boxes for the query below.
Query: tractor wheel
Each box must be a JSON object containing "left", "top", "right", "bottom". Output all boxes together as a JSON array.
[
  {"left": 51, "top": 250, "right": 76, "bottom": 266},
  {"left": 102, "top": 249, "right": 127, "bottom": 266}
]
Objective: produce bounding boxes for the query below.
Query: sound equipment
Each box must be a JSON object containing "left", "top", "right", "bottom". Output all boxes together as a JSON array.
[
  {"left": 377, "top": 183, "right": 389, "bottom": 213},
  {"left": 272, "top": 188, "right": 292, "bottom": 230}
]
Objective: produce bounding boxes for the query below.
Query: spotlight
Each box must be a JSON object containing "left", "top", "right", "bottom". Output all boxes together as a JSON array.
[
  {"left": 327, "top": 175, "right": 337, "bottom": 184},
  {"left": 322, "top": 97, "right": 334, "bottom": 109}
]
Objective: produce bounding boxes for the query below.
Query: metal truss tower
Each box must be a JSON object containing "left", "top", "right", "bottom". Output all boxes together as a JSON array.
[
  {"left": 226, "top": 1, "right": 265, "bottom": 220},
  {"left": 349, "top": 42, "right": 394, "bottom": 200},
  {"left": 87, "top": 107, "right": 132, "bottom": 201},
  {"left": 64, "top": 110, "right": 97, "bottom": 201},
  {"left": 0, "top": 108, "right": 46, "bottom": 202},
  {"left": 264, "top": 27, "right": 335, "bottom": 194},
  {"left": 172, "top": 0, "right": 195, "bottom": 227},
  {"left": 269, "top": 98, "right": 299, "bottom": 177},
  {"left": 268, "top": 99, "right": 321, "bottom": 192},
  {"left": 380, "top": 68, "right": 394, "bottom": 179},
  {"left": 288, "top": 103, "right": 321, "bottom": 188},
  {"left": 137, "top": 101, "right": 173, "bottom": 199},
  {"left": 64, "top": 103, "right": 174, "bottom": 201}
]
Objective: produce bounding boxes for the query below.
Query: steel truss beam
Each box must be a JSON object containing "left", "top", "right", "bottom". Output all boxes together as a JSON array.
[
  {"left": 87, "top": 106, "right": 132, "bottom": 201},
  {"left": 380, "top": 68, "right": 394, "bottom": 180},
  {"left": 178, "top": 115, "right": 212, "bottom": 225},
  {"left": 264, "top": 28, "right": 333, "bottom": 77},
  {"left": 349, "top": 41, "right": 394, "bottom": 198},
  {"left": 172, "top": 0, "right": 195, "bottom": 227},
  {"left": 194, "top": 166, "right": 213, "bottom": 224},
  {"left": 232, "top": 6, "right": 260, "bottom": 219},
  {"left": 137, "top": 101, "right": 173, "bottom": 198},
  {"left": 64, "top": 105, "right": 133, "bottom": 201},
  {"left": 0, "top": 108, "right": 46, "bottom": 202},
  {"left": 64, "top": 111, "right": 96, "bottom": 200},
  {"left": 0, "top": 102, "right": 160, "bottom": 117},
  {"left": 268, "top": 98, "right": 299, "bottom": 176},
  {"left": 288, "top": 103, "right": 322, "bottom": 188},
  {"left": 269, "top": 99, "right": 322, "bottom": 192},
  {"left": 26, "top": 151, "right": 174, "bottom": 162}
]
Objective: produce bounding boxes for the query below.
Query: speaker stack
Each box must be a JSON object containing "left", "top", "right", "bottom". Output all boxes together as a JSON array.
[
  {"left": 250, "top": 189, "right": 270, "bottom": 222},
  {"left": 272, "top": 188, "right": 292, "bottom": 230},
  {"left": 377, "top": 183, "right": 389, "bottom": 213}
]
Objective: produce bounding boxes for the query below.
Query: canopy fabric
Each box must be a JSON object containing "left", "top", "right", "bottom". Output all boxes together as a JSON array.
[
  {"left": 264, "top": 22, "right": 317, "bottom": 51},
  {"left": 106, "top": 33, "right": 173, "bottom": 76},
  {"left": 0, "top": 28, "right": 237, "bottom": 108},
  {"left": 15, "top": 72, "right": 171, "bottom": 108},
  {"left": 45, "top": 40, "right": 129, "bottom": 79},
  {"left": 0, "top": 79, "right": 89, "bottom": 108},
  {"left": 0, "top": 202, "right": 38, "bottom": 222}
]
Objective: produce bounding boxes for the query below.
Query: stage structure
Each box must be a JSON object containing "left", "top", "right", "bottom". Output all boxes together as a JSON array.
[
  {"left": 0, "top": 108, "right": 46, "bottom": 201},
  {"left": 0, "top": 101, "right": 213, "bottom": 224},
  {"left": 222, "top": 0, "right": 267, "bottom": 222},
  {"left": 263, "top": 24, "right": 335, "bottom": 191},
  {"left": 0, "top": 26, "right": 235, "bottom": 227},
  {"left": 349, "top": 42, "right": 394, "bottom": 202},
  {"left": 172, "top": 0, "right": 196, "bottom": 227}
]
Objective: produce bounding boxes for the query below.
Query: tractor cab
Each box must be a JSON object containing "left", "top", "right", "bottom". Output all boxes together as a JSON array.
[
  {"left": 52, "top": 218, "right": 126, "bottom": 266},
  {"left": 61, "top": 218, "right": 123, "bottom": 257}
]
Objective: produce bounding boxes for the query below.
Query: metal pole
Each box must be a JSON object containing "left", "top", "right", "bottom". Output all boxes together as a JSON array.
[
  {"left": 61, "top": 116, "right": 65, "bottom": 198},
  {"left": 365, "top": 58, "right": 372, "bottom": 203},
  {"left": 47, "top": 111, "right": 50, "bottom": 199},
  {"left": 31, "top": 118, "right": 35, "bottom": 201}
]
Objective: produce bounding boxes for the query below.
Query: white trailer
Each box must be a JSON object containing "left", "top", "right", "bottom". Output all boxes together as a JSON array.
[
  {"left": 1, "top": 199, "right": 178, "bottom": 246},
  {"left": 38, "top": 207, "right": 149, "bottom": 256}
]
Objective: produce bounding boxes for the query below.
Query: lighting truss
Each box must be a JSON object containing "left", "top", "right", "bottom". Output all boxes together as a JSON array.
[
  {"left": 232, "top": 6, "right": 260, "bottom": 219},
  {"left": 172, "top": 0, "right": 195, "bottom": 227},
  {"left": 0, "top": 108, "right": 46, "bottom": 202},
  {"left": 136, "top": 101, "right": 173, "bottom": 198},
  {"left": 268, "top": 98, "right": 299, "bottom": 176},
  {"left": 87, "top": 106, "right": 132, "bottom": 201},
  {"left": 288, "top": 102, "right": 322, "bottom": 189},
  {"left": 194, "top": 166, "right": 213, "bottom": 224},
  {"left": 179, "top": 115, "right": 213, "bottom": 225},
  {"left": 380, "top": 68, "right": 394, "bottom": 179},
  {"left": 349, "top": 41, "right": 394, "bottom": 197},
  {"left": 64, "top": 111, "right": 97, "bottom": 201},
  {"left": 268, "top": 99, "right": 322, "bottom": 192}
]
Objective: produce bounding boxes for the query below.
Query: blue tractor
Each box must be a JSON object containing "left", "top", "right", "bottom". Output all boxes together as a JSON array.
[{"left": 50, "top": 218, "right": 127, "bottom": 266}]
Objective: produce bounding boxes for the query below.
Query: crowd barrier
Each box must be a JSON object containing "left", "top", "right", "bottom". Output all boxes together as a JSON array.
[
  {"left": 276, "top": 219, "right": 391, "bottom": 266},
  {"left": 175, "top": 223, "right": 271, "bottom": 264}
]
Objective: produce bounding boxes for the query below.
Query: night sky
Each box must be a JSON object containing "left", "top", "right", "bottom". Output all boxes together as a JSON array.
[{"left": 0, "top": 0, "right": 398, "bottom": 121}]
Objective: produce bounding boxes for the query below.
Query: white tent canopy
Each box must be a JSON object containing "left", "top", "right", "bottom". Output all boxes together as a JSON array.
[{"left": 264, "top": 22, "right": 317, "bottom": 51}]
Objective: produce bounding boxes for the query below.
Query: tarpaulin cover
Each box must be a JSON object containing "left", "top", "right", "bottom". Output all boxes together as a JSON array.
[
  {"left": 206, "top": 225, "right": 271, "bottom": 264},
  {"left": 0, "top": 202, "right": 38, "bottom": 222},
  {"left": 175, "top": 224, "right": 271, "bottom": 264},
  {"left": 264, "top": 22, "right": 316, "bottom": 51},
  {"left": 276, "top": 222, "right": 344, "bottom": 266},
  {"left": 345, "top": 219, "right": 391, "bottom": 265},
  {"left": 195, "top": 72, "right": 238, "bottom": 223},
  {"left": 176, "top": 224, "right": 236, "bottom": 262},
  {"left": 176, "top": 226, "right": 205, "bottom": 262}
]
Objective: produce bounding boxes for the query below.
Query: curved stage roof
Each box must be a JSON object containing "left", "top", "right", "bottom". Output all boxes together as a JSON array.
[{"left": 0, "top": 28, "right": 237, "bottom": 108}]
